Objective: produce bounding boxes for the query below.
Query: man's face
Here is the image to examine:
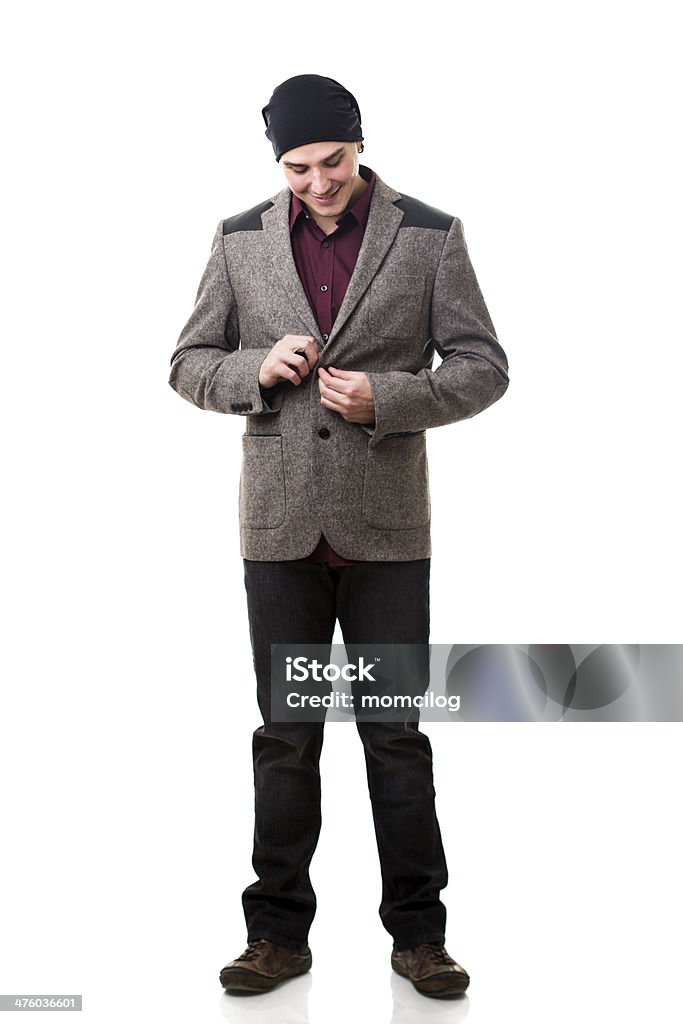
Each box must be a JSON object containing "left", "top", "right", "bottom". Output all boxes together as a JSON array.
[{"left": 280, "top": 141, "right": 362, "bottom": 221}]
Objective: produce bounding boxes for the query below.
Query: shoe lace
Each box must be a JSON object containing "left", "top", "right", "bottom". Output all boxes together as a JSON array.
[
  {"left": 238, "top": 939, "right": 269, "bottom": 962},
  {"left": 419, "top": 942, "right": 454, "bottom": 966}
]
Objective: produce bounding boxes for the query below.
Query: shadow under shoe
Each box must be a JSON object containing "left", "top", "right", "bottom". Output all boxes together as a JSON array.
[
  {"left": 219, "top": 938, "right": 312, "bottom": 994},
  {"left": 391, "top": 942, "right": 470, "bottom": 999}
]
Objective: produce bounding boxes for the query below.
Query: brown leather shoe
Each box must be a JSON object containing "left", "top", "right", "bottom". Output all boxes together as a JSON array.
[
  {"left": 219, "top": 938, "right": 312, "bottom": 993},
  {"left": 391, "top": 942, "right": 470, "bottom": 998}
]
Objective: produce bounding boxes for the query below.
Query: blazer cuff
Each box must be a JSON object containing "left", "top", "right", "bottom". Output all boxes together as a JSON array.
[
  {"left": 213, "top": 348, "right": 284, "bottom": 416},
  {"left": 362, "top": 370, "right": 421, "bottom": 446},
  {"left": 258, "top": 381, "right": 285, "bottom": 412}
]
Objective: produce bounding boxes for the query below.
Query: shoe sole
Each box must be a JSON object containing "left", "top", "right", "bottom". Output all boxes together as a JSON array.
[
  {"left": 220, "top": 954, "right": 312, "bottom": 994},
  {"left": 391, "top": 959, "right": 470, "bottom": 998}
]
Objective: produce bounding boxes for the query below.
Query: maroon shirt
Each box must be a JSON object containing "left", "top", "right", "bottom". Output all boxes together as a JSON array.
[{"left": 290, "top": 163, "right": 377, "bottom": 566}]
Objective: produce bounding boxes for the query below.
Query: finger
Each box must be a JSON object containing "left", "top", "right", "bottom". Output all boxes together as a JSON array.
[
  {"left": 301, "top": 340, "right": 319, "bottom": 370},
  {"left": 320, "top": 393, "right": 345, "bottom": 414},
  {"left": 326, "top": 366, "right": 356, "bottom": 378},
  {"left": 320, "top": 386, "right": 350, "bottom": 411},
  {"left": 290, "top": 351, "right": 312, "bottom": 377},
  {"left": 307, "top": 337, "right": 320, "bottom": 359},
  {"left": 288, "top": 336, "right": 316, "bottom": 369},
  {"left": 281, "top": 365, "right": 302, "bottom": 385},
  {"left": 320, "top": 381, "right": 340, "bottom": 399},
  {"left": 319, "top": 367, "right": 349, "bottom": 393}
]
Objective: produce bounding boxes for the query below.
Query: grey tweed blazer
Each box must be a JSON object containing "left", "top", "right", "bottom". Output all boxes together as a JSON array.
[{"left": 168, "top": 169, "right": 509, "bottom": 561}]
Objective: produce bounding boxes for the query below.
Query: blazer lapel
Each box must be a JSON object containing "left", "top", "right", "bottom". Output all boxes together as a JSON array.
[
  {"left": 324, "top": 175, "right": 404, "bottom": 350},
  {"left": 261, "top": 188, "right": 321, "bottom": 340},
  {"left": 261, "top": 173, "right": 405, "bottom": 353}
]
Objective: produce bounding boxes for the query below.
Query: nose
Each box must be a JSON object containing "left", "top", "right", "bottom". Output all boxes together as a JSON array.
[{"left": 310, "top": 170, "right": 330, "bottom": 196}]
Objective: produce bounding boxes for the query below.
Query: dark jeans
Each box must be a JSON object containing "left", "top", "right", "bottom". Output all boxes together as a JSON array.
[{"left": 241, "top": 556, "right": 448, "bottom": 952}]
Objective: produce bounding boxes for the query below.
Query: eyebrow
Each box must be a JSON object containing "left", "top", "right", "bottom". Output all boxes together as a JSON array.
[{"left": 282, "top": 146, "right": 346, "bottom": 169}]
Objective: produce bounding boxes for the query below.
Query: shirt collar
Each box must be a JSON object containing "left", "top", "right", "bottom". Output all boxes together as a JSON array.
[{"left": 289, "top": 164, "right": 377, "bottom": 233}]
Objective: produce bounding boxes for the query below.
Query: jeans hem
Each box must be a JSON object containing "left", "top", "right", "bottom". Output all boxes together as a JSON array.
[
  {"left": 247, "top": 929, "right": 311, "bottom": 954},
  {"left": 392, "top": 931, "right": 446, "bottom": 953}
]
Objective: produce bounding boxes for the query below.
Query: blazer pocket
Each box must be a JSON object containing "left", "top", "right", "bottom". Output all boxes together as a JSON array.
[
  {"left": 362, "top": 432, "right": 430, "bottom": 530},
  {"left": 239, "top": 434, "right": 286, "bottom": 529},
  {"left": 369, "top": 274, "right": 427, "bottom": 339}
]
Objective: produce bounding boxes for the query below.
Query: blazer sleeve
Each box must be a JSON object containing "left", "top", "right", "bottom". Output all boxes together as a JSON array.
[
  {"left": 168, "top": 220, "right": 284, "bottom": 416},
  {"left": 361, "top": 217, "right": 509, "bottom": 446}
]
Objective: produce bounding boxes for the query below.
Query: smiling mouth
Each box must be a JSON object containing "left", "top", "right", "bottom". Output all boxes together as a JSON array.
[{"left": 311, "top": 186, "right": 341, "bottom": 200}]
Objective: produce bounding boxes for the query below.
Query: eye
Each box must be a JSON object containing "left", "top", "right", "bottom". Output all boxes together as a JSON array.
[{"left": 292, "top": 158, "right": 342, "bottom": 174}]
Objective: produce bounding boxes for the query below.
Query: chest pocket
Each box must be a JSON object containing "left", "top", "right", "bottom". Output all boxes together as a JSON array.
[{"left": 368, "top": 273, "right": 427, "bottom": 339}]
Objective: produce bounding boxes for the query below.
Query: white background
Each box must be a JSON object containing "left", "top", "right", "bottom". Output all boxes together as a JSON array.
[{"left": 1, "top": 1, "right": 681, "bottom": 1022}]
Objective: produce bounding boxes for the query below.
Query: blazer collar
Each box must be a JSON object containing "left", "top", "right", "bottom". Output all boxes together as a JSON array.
[{"left": 261, "top": 170, "right": 404, "bottom": 354}]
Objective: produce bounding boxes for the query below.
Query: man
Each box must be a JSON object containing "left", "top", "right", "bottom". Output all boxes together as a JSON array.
[{"left": 168, "top": 74, "right": 509, "bottom": 999}]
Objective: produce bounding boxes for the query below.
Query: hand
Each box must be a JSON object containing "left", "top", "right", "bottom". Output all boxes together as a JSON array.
[
  {"left": 318, "top": 366, "right": 375, "bottom": 424},
  {"left": 259, "top": 334, "right": 319, "bottom": 389}
]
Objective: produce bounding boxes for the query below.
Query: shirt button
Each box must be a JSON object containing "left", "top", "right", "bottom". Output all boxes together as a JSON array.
[
  {"left": 320, "top": 284, "right": 328, "bottom": 292},
  {"left": 318, "top": 427, "right": 331, "bottom": 439},
  {"left": 322, "top": 333, "right": 329, "bottom": 341},
  {"left": 322, "top": 240, "right": 330, "bottom": 248}
]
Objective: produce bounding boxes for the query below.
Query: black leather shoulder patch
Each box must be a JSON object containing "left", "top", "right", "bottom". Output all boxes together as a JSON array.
[
  {"left": 393, "top": 193, "right": 454, "bottom": 231},
  {"left": 222, "top": 199, "right": 275, "bottom": 235}
]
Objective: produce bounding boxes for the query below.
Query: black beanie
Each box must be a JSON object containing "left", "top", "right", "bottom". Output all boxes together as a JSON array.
[{"left": 262, "top": 74, "right": 363, "bottom": 162}]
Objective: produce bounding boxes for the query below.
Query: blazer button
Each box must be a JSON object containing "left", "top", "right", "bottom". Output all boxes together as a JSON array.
[{"left": 318, "top": 427, "right": 330, "bottom": 439}]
